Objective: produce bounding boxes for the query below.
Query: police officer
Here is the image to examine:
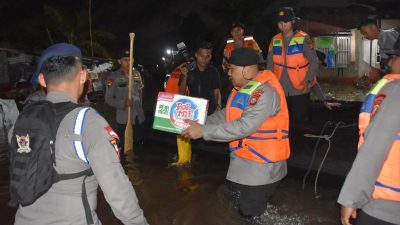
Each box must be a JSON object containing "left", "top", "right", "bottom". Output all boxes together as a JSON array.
[
  {"left": 13, "top": 43, "right": 148, "bottom": 225},
  {"left": 105, "top": 50, "right": 145, "bottom": 156},
  {"left": 183, "top": 48, "right": 290, "bottom": 217},
  {"left": 338, "top": 49, "right": 400, "bottom": 225},
  {"left": 267, "top": 7, "right": 318, "bottom": 123}
]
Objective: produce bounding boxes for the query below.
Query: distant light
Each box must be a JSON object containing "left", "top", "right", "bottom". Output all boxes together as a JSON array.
[
  {"left": 162, "top": 57, "right": 166, "bottom": 61},
  {"left": 156, "top": 64, "right": 159, "bottom": 67},
  {"left": 166, "top": 49, "right": 172, "bottom": 55}
]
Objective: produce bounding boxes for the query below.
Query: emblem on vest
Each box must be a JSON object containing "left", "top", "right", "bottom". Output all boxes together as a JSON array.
[
  {"left": 16, "top": 134, "right": 31, "bottom": 153},
  {"left": 273, "top": 39, "right": 281, "bottom": 45}
]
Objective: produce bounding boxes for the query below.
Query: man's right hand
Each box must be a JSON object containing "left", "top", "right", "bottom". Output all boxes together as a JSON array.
[
  {"left": 340, "top": 206, "right": 357, "bottom": 225},
  {"left": 125, "top": 99, "right": 133, "bottom": 107}
]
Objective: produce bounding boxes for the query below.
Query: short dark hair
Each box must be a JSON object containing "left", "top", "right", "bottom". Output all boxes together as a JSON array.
[
  {"left": 358, "top": 19, "right": 378, "bottom": 29},
  {"left": 196, "top": 41, "right": 213, "bottom": 52},
  {"left": 40, "top": 56, "right": 81, "bottom": 84}
]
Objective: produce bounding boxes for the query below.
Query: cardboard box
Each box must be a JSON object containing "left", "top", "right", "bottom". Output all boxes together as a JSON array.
[{"left": 153, "top": 92, "right": 208, "bottom": 134}]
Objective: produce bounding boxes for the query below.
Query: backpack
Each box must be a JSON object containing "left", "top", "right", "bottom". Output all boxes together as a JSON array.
[{"left": 9, "top": 100, "right": 94, "bottom": 224}]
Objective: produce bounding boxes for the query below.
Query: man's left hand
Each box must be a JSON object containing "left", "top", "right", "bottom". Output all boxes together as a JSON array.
[
  {"left": 182, "top": 120, "right": 204, "bottom": 140},
  {"left": 301, "top": 80, "right": 310, "bottom": 93}
]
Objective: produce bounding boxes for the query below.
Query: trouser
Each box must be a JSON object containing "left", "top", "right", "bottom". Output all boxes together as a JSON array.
[
  {"left": 176, "top": 135, "right": 191, "bottom": 164},
  {"left": 229, "top": 180, "right": 280, "bottom": 217},
  {"left": 286, "top": 93, "right": 311, "bottom": 124},
  {"left": 356, "top": 210, "right": 397, "bottom": 225}
]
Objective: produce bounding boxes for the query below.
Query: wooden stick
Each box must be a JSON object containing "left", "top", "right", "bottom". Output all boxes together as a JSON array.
[{"left": 124, "top": 32, "right": 135, "bottom": 153}]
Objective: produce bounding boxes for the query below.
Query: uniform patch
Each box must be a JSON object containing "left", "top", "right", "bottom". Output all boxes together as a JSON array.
[
  {"left": 109, "top": 138, "right": 120, "bottom": 157},
  {"left": 249, "top": 90, "right": 264, "bottom": 106},
  {"left": 104, "top": 126, "right": 119, "bottom": 139},
  {"left": 16, "top": 134, "right": 31, "bottom": 153},
  {"left": 371, "top": 94, "right": 386, "bottom": 119}
]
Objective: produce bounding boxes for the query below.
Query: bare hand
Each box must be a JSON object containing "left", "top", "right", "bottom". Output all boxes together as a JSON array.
[
  {"left": 340, "top": 206, "right": 357, "bottom": 225},
  {"left": 181, "top": 120, "right": 204, "bottom": 140},
  {"left": 125, "top": 99, "right": 133, "bottom": 107},
  {"left": 301, "top": 80, "right": 310, "bottom": 93}
]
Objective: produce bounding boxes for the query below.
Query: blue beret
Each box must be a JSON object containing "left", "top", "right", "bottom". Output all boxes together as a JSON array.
[{"left": 30, "top": 43, "right": 82, "bottom": 87}]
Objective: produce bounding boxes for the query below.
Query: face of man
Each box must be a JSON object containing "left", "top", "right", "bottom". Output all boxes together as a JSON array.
[
  {"left": 195, "top": 48, "right": 212, "bottom": 69},
  {"left": 360, "top": 24, "right": 379, "bottom": 40},
  {"left": 228, "top": 64, "right": 248, "bottom": 87},
  {"left": 231, "top": 27, "right": 244, "bottom": 41},
  {"left": 118, "top": 57, "right": 131, "bottom": 74},
  {"left": 389, "top": 55, "right": 400, "bottom": 73},
  {"left": 278, "top": 21, "right": 294, "bottom": 35}
]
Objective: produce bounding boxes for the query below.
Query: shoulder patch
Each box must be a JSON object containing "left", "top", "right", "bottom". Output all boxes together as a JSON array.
[
  {"left": 371, "top": 94, "right": 386, "bottom": 119},
  {"left": 249, "top": 90, "right": 264, "bottom": 106},
  {"left": 104, "top": 126, "right": 121, "bottom": 157},
  {"left": 104, "top": 126, "right": 119, "bottom": 140}
]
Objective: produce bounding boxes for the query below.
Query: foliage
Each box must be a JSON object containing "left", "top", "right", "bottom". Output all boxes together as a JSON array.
[{"left": 43, "top": 4, "right": 115, "bottom": 58}]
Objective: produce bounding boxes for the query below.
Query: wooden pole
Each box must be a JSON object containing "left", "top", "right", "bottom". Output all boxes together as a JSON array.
[{"left": 124, "top": 32, "right": 135, "bottom": 153}]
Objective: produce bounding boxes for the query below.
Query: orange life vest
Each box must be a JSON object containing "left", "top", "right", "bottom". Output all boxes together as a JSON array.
[
  {"left": 271, "top": 31, "right": 316, "bottom": 90},
  {"left": 164, "top": 65, "right": 183, "bottom": 94},
  {"left": 224, "top": 36, "right": 260, "bottom": 59},
  {"left": 226, "top": 70, "right": 290, "bottom": 163},
  {"left": 358, "top": 74, "right": 400, "bottom": 201}
]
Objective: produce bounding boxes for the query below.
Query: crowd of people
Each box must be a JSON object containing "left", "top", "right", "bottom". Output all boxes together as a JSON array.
[{"left": 4, "top": 5, "right": 400, "bottom": 225}]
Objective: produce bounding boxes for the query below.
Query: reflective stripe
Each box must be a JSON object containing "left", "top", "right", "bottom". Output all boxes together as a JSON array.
[
  {"left": 247, "top": 135, "right": 289, "bottom": 140},
  {"left": 244, "top": 36, "right": 254, "bottom": 41},
  {"left": 227, "top": 39, "right": 234, "bottom": 43},
  {"left": 230, "top": 146, "right": 243, "bottom": 152},
  {"left": 272, "top": 46, "right": 282, "bottom": 55},
  {"left": 256, "top": 129, "right": 289, "bottom": 134},
  {"left": 368, "top": 78, "right": 388, "bottom": 95},
  {"left": 248, "top": 146, "right": 272, "bottom": 163},
  {"left": 274, "top": 62, "right": 309, "bottom": 70},
  {"left": 73, "top": 107, "right": 90, "bottom": 164},
  {"left": 288, "top": 36, "right": 305, "bottom": 46},
  {"left": 360, "top": 94, "right": 376, "bottom": 113},
  {"left": 230, "top": 92, "right": 251, "bottom": 110},
  {"left": 375, "top": 181, "right": 400, "bottom": 193}
]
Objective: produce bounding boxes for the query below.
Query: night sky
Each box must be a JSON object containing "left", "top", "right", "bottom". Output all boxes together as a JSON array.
[{"left": 1, "top": 0, "right": 399, "bottom": 67}]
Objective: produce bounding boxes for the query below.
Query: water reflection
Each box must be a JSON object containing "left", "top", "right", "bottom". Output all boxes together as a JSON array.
[{"left": 315, "top": 82, "right": 366, "bottom": 102}]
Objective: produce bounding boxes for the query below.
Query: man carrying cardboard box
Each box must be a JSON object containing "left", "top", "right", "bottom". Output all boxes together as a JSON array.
[{"left": 182, "top": 47, "right": 290, "bottom": 217}]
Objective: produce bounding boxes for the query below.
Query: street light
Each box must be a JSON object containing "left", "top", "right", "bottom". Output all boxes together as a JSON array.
[
  {"left": 162, "top": 57, "right": 166, "bottom": 61},
  {"left": 166, "top": 49, "right": 172, "bottom": 55}
]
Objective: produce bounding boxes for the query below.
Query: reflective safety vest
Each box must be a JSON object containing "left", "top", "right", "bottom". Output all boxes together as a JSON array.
[
  {"left": 271, "top": 31, "right": 316, "bottom": 90},
  {"left": 226, "top": 70, "right": 290, "bottom": 163},
  {"left": 164, "top": 65, "right": 183, "bottom": 94},
  {"left": 358, "top": 74, "right": 400, "bottom": 201},
  {"left": 224, "top": 36, "right": 261, "bottom": 59}
]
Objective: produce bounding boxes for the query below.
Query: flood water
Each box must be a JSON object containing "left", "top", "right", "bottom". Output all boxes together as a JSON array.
[{"left": 0, "top": 124, "right": 343, "bottom": 225}]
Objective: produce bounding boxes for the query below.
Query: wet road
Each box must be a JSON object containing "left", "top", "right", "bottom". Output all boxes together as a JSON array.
[{"left": 0, "top": 124, "right": 343, "bottom": 225}]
